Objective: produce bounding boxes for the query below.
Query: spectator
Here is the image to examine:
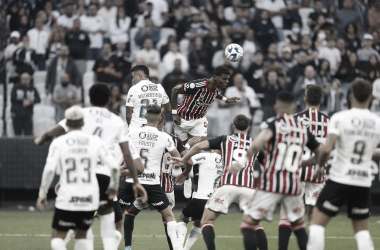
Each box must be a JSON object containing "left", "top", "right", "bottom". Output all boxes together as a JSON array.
[
  {"left": 146, "top": 0, "right": 169, "bottom": 27},
  {"left": 205, "top": 3, "right": 229, "bottom": 37},
  {"left": 176, "top": 7, "right": 192, "bottom": 41},
  {"left": 46, "top": 45, "right": 81, "bottom": 95},
  {"left": 224, "top": 73, "right": 261, "bottom": 120},
  {"left": 64, "top": 18, "right": 90, "bottom": 78},
  {"left": 226, "top": 6, "right": 249, "bottom": 44},
  {"left": 135, "top": 37, "right": 160, "bottom": 78},
  {"left": 223, "top": 0, "right": 241, "bottom": 22},
  {"left": 162, "top": 59, "right": 191, "bottom": 98},
  {"left": 336, "top": 38, "right": 349, "bottom": 62},
  {"left": 10, "top": 72, "right": 41, "bottom": 136},
  {"left": 245, "top": 50, "right": 265, "bottom": 104},
  {"left": 175, "top": 0, "right": 198, "bottom": 21},
  {"left": 252, "top": 9, "right": 278, "bottom": 54},
  {"left": 336, "top": 0, "right": 361, "bottom": 38},
  {"left": 296, "top": 34, "right": 318, "bottom": 62},
  {"left": 52, "top": 73, "right": 82, "bottom": 121},
  {"left": 57, "top": 3, "right": 77, "bottom": 31},
  {"left": 293, "top": 65, "right": 323, "bottom": 110},
  {"left": 109, "top": 7, "right": 131, "bottom": 48},
  {"left": 46, "top": 31, "right": 63, "bottom": 67},
  {"left": 289, "top": 50, "right": 311, "bottom": 85},
  {"left": 241, "top": 29, "right": 258, "bottom": 70},
  {"left": 184, "top": 10, "right": 210, "bottom": 41},
  {"left": 362, "top": 54, "right": 380, "bottom": 83},
  {"left": 336, "top": 52, "right": 361, "bottom": 85},
  {"left": 318, "top": 36, "right": 341, "bottom": 75},
  {"left": 255, "top": 0, "right": 286, "bottom": 40},
  {"left": 212, "top": 37, "right": 239, "bottom": 70},
  {"left": 308, "top": 0, "right": 326, "bottom": 31},
  {"left": 13, "top": 36, "right": 37, "bottom": 78},
  {"left": 160, "top": 36, "right": 177, "bottom": 59},
  {"left": 264, "top": 43, "right": 283, "bottom": 75},
  {"left": 108, "top": 85, "right": 125, "bottom": 114},
  {"left": 18, "top": 15, "right": 31, "bottom": 37},
  {"left": 7, "top": 0, "right": 33, "bottom": 32},
  {"left": 110, "top": 41, "right": 132, "bottom": 92},
  {"left": 261, "top": 70, "right": 284, "bottom": 120},
  {"left": 41, "top": 1, "right": 59, "bottom": 33},
  {"left": 343, "top": 22, "right": 362, "bottom": 53},
  {"left": 134, "top": 16, "right": 160, "bottom": 48},
  {"left": 162, "top": 41, "right": 189, "bottom": 74},
  {"left": 317, "top": 59, "right": 332, "bottom": 86},
  {"left": 5, "top": 31, "right": 23, "bottom": 83},
  {"left": 285, "top": 22, "right": 302, "bottom": 52},
  {"left": 326, "top": 78, "right": 344, "bottom": 116},
  {"left": 357, "top": 34, "right": 380, "bottom": 62},
  {"left": 98, "top": 0, "right": 117, "bottom": 42},
  {"left": 368, "top": 0, "right": 380, "bottom": 35},
  {"left": 27, "top": 17, "right": 49, "bottom": 70},
  {"left": 188, "top": 36, "right": 211, "bottom": 78},
  {"left": 93, "top": 43, "right": 123, "bottom": 85},
  {"left": 136, "top": 2, "right": 163, "bottom": 28},
  {"left": 372, "top": 30, "right": 380, "bottom": 54},
  {"left": 325, "top": 4, "right": 337, "bottom": 25},
  {"left": 80, "top": 4, "right": 107, "bottom": 60},
  {"left": 281, "top": 46, "right": 297, "bottom": 73}
]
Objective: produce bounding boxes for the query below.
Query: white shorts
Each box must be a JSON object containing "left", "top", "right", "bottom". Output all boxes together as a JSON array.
[
  {"left": 175, "top": 117, "right": 208, "bottom": 141},
  {"left": 133, "top": 191, "right": 175, "bottom": 210},
  {"left": 205, "top": 185, "right": 255, "bottom": 215},
  {"left": 244, "top": 190, "right": 305, "bottom": 223},
  {"left": 301, "top": 182, "right": 325, "bottom": 206}
]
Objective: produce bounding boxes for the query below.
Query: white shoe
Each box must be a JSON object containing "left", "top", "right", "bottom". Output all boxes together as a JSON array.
[{"left": 184, "top": 177, "right": 192, "bottom": 199}]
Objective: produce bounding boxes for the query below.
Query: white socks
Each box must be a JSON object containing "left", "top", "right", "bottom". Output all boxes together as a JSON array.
[
  {"left": 307, "top": 225, "right": 325, "bottom": 250},
  {"left": 355, "top": 230, "right": 374, "bottom": 250},
  {"left": 99, "top": 212, "right": 117, "bottom": 250},
  {"left": 115, "top": 230, "right": 122, "bottom": 248},
  {"left": 73, "top": 239, "right": 92, "bottom": 250},
  {"left": 184, "top": 226, "right": 202, "bottom": 250},
  {"left": 85, "top": 227, "right": 94, "bottom": 250},
  {"left": 63, "top": 229, "right": 73, "bottom": 246},
  {"left": 51, "top": 238, "right": 66, "bottom": 250},
  {"left": 167, "top": 221, "right": 181, "bottom": 250},
  {"left": 178, "top": 222, "right": 188, "bottom": 247}
]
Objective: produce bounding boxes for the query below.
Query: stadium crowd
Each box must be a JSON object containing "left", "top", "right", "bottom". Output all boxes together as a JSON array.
[{"left": 1, "top": 0, "right": 380, "bottom": 137}]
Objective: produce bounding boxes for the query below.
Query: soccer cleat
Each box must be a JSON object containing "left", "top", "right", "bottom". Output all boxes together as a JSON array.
[
  {"left": 184, "top": 177, "right": 192, "bottom": 199},
  {"left": 125, "top": 246, "right": 132, "bottom": 250}
]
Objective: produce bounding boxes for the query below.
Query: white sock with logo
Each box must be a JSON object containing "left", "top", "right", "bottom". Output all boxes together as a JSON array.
[
  {"left": 115, "top": 230, "right": 122, "bottom": 248},
  {"left": 307, "top": 225, "right": 325, "bottom": 250},
  {"left": 167, "top": 221, "right": 181, "bottom": 249},
  {"left": 184, "top": 226, "right": 202, "bottom": 250},
  {"left": 51, "top": 238, "right": 66, "bottom": 250},
  {"left": 85, "top": 227, "right": 94, "bottom": 250},
  {"left": 178, "top": 222, "right": 188, "bottom": 247},
  {"left": 74, "top": 239, "right": 91, "bottom": 250},
  {"left": 63, "top": 229, "right": 73, "bottom": 246},
  {"left": 355, "top": 230, "right": 374, "bottom": 250},
  {"left": 99, "top": 212, "right": 117, "bottom": 250}
]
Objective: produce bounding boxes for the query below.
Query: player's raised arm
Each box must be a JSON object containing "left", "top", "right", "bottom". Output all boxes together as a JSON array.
[
  {"left": 34, "top": 124, "right": 65, "bottom": 146},
  {"left": 215, "top": 93, "right": 241, "bottom": 103},
  {"left": 171, "top": 84, "right": 184, "bottom": 125},
  {"left": 126, "top": 107, "right": 133, "bottom": 125},
  {"left": 171, "top": 140, "right": 210, "bottom": 167}
]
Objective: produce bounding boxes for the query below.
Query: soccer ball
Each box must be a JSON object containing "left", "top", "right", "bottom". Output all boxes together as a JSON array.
[{"left": 224, "top": 43, "right": 244, "bottom": 62}]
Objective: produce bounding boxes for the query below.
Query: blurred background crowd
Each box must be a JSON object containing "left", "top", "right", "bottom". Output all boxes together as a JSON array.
[{"left": 1, "top": 0, "right": 380, "bottom": 137}]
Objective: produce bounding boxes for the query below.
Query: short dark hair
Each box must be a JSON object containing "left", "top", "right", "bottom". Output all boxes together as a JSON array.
[
  {"left": 305, "top": 85, "right": 323, "bottom": 106},
  {"left": 89, "top": 83, "right": 111, "bottom": 106},
  {"left": 67, "top": 119, "right": 83, "bottom": 128},
  {"left": 213, "top": 66, "right": 230, "bottom": 76},
  {"left": 131, "top": 65, "right": 149, "bottom": 77},
  {"left": 147, "top": 104, "right": 161, "bottom": 115},
  {"left": 351, "top": 78, "right": 372, "bottom": 103},
  {"left": 233, "top": 114, "right": 250, "bottom": 131},
  {"left": 276, "top": 91, "right": 294, "bottom": 104}
]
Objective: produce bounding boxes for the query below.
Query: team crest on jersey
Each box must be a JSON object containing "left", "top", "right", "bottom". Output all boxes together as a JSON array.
[
  {"left": 215, "top": 157, "right": 221, "bottom": 164},
  {"left": 278, "top": 121, "right": 290, "bottom": 134},
  {"left": 299, "top": 116, "right": 311, "bottom": 128},
  {"left": 139, "top": 132, "right": 146, "bottom": 139},
  {"left": 141, "top": 85, "right": 149, "bottom": 92},
  {"left": 351, "top": 117, "right": 362, "bottom": 128},
  {"left": 229, "top": 135, "right": 239, "bottom": 142},
  {"left": 66, "top": 138, "right": 75, "bottom": 145}
]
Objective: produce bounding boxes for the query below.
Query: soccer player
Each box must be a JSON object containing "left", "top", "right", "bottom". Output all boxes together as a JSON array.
[
  {"left": 36, "top": 106, "right": 120, "bottom": 250},
  {"left": 126, "top": 65, "right": 171, "bottom": 129},
  {"left": 307, "top": 79, "right": 380, "bottom": 250},
  {"left": 171, "top": 65, "right": 240, "bottom": 143},
  {"left": 34, "top": 84, "right": 147, "bottom": 250},
  {"left": 119, "top": 104, "right": 182, "bottom": 250},
  {"left": 175, "top": 150, "right": 223, "bottom": 250},
  {"left": 278, "top": 85, "right": 329, "bottom": 250},
  {"left": 171, "top": 114, "right": 268, "bottom": 250},
  {"left": 229, "top": 92, "right": 321, "bottom": 250}
]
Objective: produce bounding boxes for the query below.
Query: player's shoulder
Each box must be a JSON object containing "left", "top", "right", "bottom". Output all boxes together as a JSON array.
[
  {"left": 260, "top": 116, "right": 278, "bottom": 130},
  {"left": 183, "top": 78, "right": 207, "bottom": 90}
]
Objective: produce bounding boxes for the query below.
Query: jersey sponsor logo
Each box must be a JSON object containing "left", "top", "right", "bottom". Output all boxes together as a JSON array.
[
  {"left": 214, "top": 198, "right": 224, "bottom": 205},
  {"left": 141, "top": 85, "right": 149, "bottom": 92},
  {"left": 69, "top": 195, "right": 93, "bottom": 203},
  {"left": 151, "top": 201, "right": 164, "bottom": 206},
  {"left": 149, "top": 85, "right": 158, "bottom": 91},
  {"left": 77, "top": 138, "right": 89, "bottom": 145},
  {"left": 351, "top": 117, "right": 362, "bottom": 128},
  {"left": 292, "top": 206, "right": 303, "bottom": 214},
  {"left": 257, "top": 207, "right": 269, "bottom": 215},
  {"left": 346, "top": 169, "right": 369, "bottom": 178},
  {"left": 139, "top": 172, "right": 156, "bottom": 179},
  {"left": 58, "top": 220, "right": 76, "bottom": 227},
  {"left": 363, "top": 119, "right": 375, "bottom": 129},
  {"left": 322, "top": 200, "right": 339, "bottom": 212},
  {"left": 195, "top": 156, "right": 206, "bottom": 161},
  {"left": 119, "top": 199, "right": 131, "bottom": 206},
  {"left": 312, "top": 191, "right": 319, "bottom": 199},
  {"left": 351, "top": 207, "right": 369, "bottom": 215},
  {"left": 82, "top": 219, "right": 93, "bottom": 225}
]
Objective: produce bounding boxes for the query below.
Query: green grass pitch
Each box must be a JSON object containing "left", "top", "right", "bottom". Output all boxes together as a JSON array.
[{"left": 0, "top": 210, "right": 379, "bottom": 249}]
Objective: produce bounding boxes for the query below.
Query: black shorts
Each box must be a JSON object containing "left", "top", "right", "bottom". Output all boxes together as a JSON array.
[
  {"left": 316, "top": 180, "right": 371, "bottom": 219},
  {"left": 118, "top": 182, "right": 170, "bottom": 211},
  {"left": 52, "top": 208, "right": 96, "bottom": 231},
  {"left": 113, "top": 200, "right": 123, "bottom": 223},
  {"left": 97, "top": 174, "right": 113, "bottom": 212},
  {"left": 182, "top": 198, "right": 208, "bottom": 222}
]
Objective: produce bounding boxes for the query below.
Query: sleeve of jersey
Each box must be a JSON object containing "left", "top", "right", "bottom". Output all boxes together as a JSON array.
[
  {"left": 264, "top": 120, "right": 276, "bottom": 135},
  {"left": 166, "top": 135, "right": 177, "bottom": 152},
  {"left": 208, "top": 136, "right": 226, "bottom": 150},
  {"left": 58, "top": 118, "right": 69, "bottom": 132},
  {"left": 306, "top": 130, "right": 320, "bottom": 150},
  {"left": 159, "top": 84, "right": 170, "bottom": 104},
  {"left": 176, "top": 137, "right": 186, "bottom": 153},
  {"left": 38, "top": 141, "right": 59, "bottom": 198},
  {"left": 182, "top": 82, "right": 201, "bottom": 94},
  {"left": 327, "top": 114, "right": 340, "bottom": 136},
  {"left": 125, "top": 87, "right": 135, "bottom": 107},
  {"left": 99, "top": 144, "right": 120, "bottom": 190}
]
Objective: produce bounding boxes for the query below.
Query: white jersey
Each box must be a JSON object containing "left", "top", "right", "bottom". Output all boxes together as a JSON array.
[
  {"left": 191, "top": 152, "right": 223, "bottom": 200},
  {"left": 125, "top": 80, "right": 169, "bottom": 129},
  {"left": 59, "top": 107, "right": 129, "bottom": 176},
  {"left": 127, "top": 126, "right": 176, "bottom": 185},
  {"left": 328, "top": 108, "right": 380, "bottom": 187},
  {"left": 46, "top": 131, "right": 118, "bottom": 211},
  {"left": 108, "top": 141, "right": 140, "bottom": 166}
]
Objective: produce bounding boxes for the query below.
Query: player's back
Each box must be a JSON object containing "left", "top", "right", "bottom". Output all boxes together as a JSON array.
[
  {"left": 126, "top": 80, "right": 169, "bottom": 128},
  {"left": 52, "top": 130, "right": 104, "bottom": 211},
  {"left": 328, "top": 108, "right": 380, "bottom": 187}
]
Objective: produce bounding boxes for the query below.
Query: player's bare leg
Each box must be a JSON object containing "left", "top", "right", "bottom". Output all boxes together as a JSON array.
[
  {"left": 160, "top": 207, "right": 181, "bottom": 250},
  {"left": 200, "top": 208, "right": 221, "bottom": 250},
  {"left": 306, "top": 205, "right": 314, "bottom": 224},
  {"left": 240, "top": 214, "right": 268, "bottom": 250},
  {"left": 307, "top": 207, "right": 331, "bottom": 250},
  {"left": 123, "top": 205, "right": 141, "bottom": 250},
  {"left": 352, "top": 219, "right": 374, "bottom": 250},
  {"left": 278, "top": 206, "right": 292, "bottom": 250}
]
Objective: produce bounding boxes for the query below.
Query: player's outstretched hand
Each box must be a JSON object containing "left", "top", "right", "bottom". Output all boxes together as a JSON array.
[
  {"left": 133, "top": 183, "right": 148, "bottom": 203},
  {"left": 170, "top": 157, "right": 185, "bottom": 167},
  {"left": 36, "top": 197, "right": 47, "bottom": 212},
  {"left": 54, "top": 182, "right": 60, "bottom": 195},
  {"left": 175, "top": 174, "right": 187, "bottom": 185},
  {"left": 225, "top": 97, "right": 241, "bottom": 103},
  {"left": 106, "top": 187, "right": 118, "bottom": 200},
  {"left": 187, "top": 136, "right": 202, "bottom": 147},
  {"left": 229, "top": 162, "right": 242, "bottom": 175},
  {"left": 173, "top": 114, "right": 181, "bottom": 125},
  {"left": 34, "top": 137, "right": 43, "bottom": 146}
]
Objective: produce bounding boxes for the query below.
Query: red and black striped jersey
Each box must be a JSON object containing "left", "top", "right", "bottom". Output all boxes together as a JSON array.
[
  {"left": 178, "top": 79, "right": 219, "bottom": 120},
  {"left": 258, "top": 114, "right": 320, "bottom": 196},
  {"left": 160, "top": 133, "right": 186, "bottom": 193},
  {"left": 208, "top": 133, "right": 258, "bottom": 189},
  {"left": 296, "top": 108, "right": 329, "bottom": 183}
]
